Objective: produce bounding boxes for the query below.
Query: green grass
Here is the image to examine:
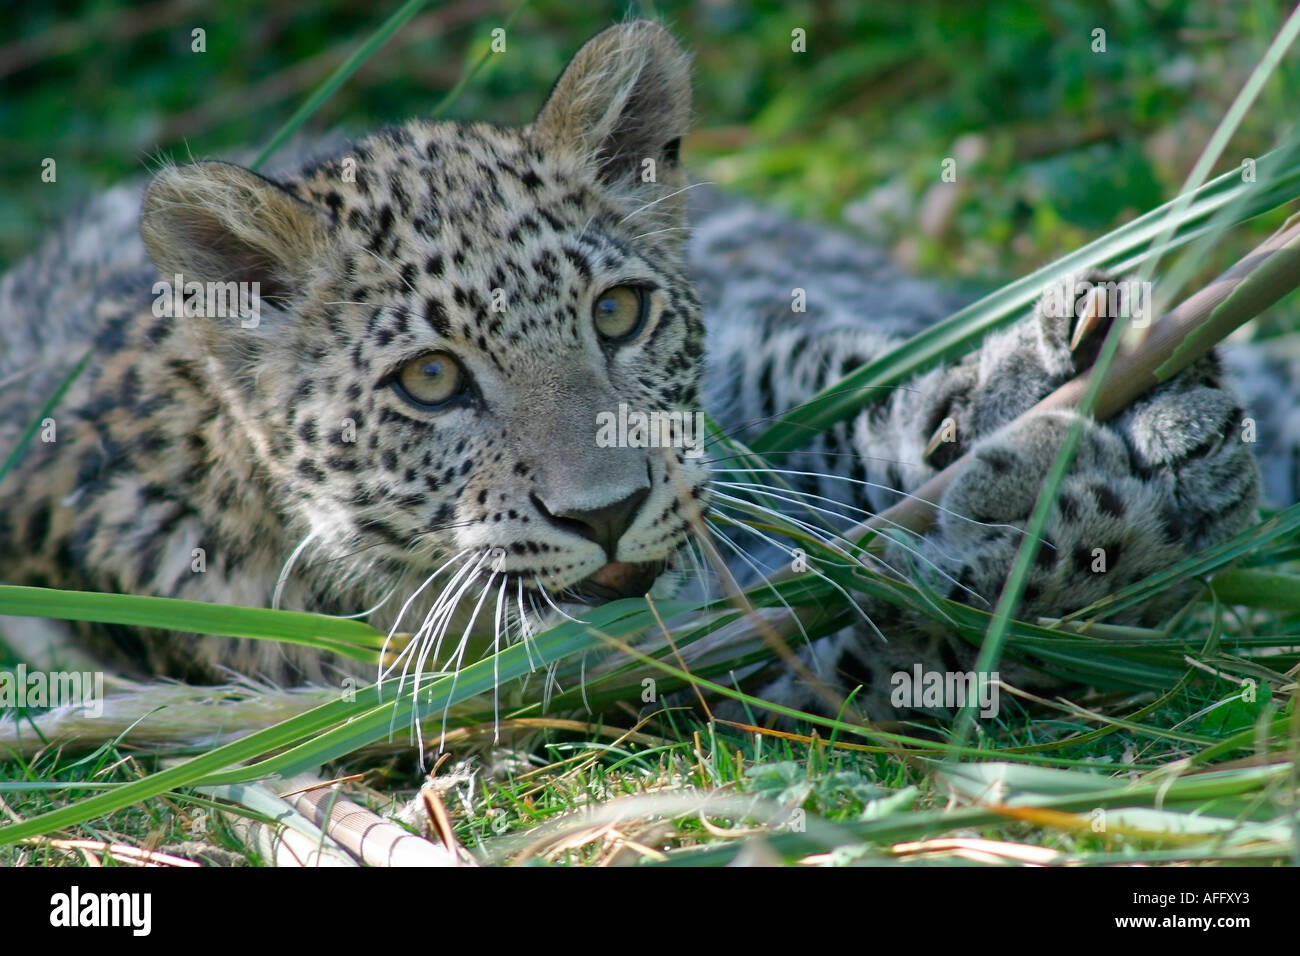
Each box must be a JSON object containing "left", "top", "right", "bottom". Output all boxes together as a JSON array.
[{"left": 1, "top": 1, "right": 1299, "bottom": 866}]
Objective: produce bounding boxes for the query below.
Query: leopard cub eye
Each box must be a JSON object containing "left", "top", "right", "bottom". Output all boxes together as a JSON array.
[
  {"left": 392, "top": 352, "right": 465, "bottom": 409},
  {"left": 592, "top": 285, "right": 647, "bottom": 342}
]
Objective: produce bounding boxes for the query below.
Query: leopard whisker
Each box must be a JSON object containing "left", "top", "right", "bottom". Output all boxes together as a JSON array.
[
  {"left": 628, "top": 226, "right": 691, "bottom": 242},
  {"left": 543, "top": 659, "right": 561, "bottom": 714},
  {"left": 532, "top": 574, "right": 584, "bottom": 623},
  {"left": 708, "top": 489, "right": 971, "bottom": 618},
  {"left": 490, "top": 572, "right": 509, "bottom": 743},
  {"left": 683, "top": 536, "right": 716, "bottom": 595},
  {"left": 385, "top": 556, "right": 478, "bottom": 746},
  {"left": 516, "top": 577, "right": 538, "bottom": 671},
  {"left": 711, "top": 465, "right": 926, "bottom": 513},
  {"left": 415, "top": 551, "right": 490, "bottom": 676},
  {"left": 306, "top": 584, "right": 400, "bottom": 621},
  {"left": 697, "top": 448, "right": 921, "bottom": 470},
  {"left": 712, "top": 489, "right": 967, "bottom": 616},
  {"left": 710, "top": 505, "right": 889, "bottom": 644},
  {"left": 430, "top": 567, "right": 500, "bottom": 756},
  {"left": 403, "top": 517, "right": 484, "bottom": 544},
  {"left": 714, "top": 492, "right": 985, "bottom": 619},
  {"left": 271, "top": 530, "right": 318, "bottom": 611},
  {"left": 359, "top": 248, "right": 419, "bottom": 296},
  {"left": 707, "top": 528, "right": 813, "bottom": 649},
  {"left": 617, "top": 180, "right": 714, "bottom": 225},
  {"left": 386, "top": 559, "right": 477, "bottom": 706},
  {"left": 399, "top": 551, "right": 492, "bottom": 752},
  {"left": 715, "top": 464, "right": 1043, "bottom": 543},
  {"left": 378, "top": 547, "right": 471, "bottom": 687},
  {"left": 532, "top": 578, "right": 589, "bottom": 711},
  {"left": 707, "top": 489, "right": 902, "bottom": 576},
  {"left": 579, "top": 650, "right": 592, "bottom": 715},
  {"left": 712, "top": 479, "right": 967, "bottom": 573}
]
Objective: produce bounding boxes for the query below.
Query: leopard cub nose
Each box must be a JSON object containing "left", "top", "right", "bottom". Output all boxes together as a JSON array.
[{"left": 532, "top": 487, "right": 650, "bottom": 560}]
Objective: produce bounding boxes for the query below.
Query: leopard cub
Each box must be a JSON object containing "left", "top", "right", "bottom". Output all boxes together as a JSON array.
[{"left": 0, "top": 21, "right": 1272, "bottom": 723}]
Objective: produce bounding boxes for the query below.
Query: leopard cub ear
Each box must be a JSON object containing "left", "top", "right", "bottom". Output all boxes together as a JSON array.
[
  {"left": 140, "top": 160, "right": 329, "bottom": 307},
  {"left": 531, "top": 20, "right": 691, "bottom": 211}
]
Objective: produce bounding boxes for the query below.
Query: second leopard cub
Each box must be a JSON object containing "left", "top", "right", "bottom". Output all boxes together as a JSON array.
[{"left": 0, "top": 21, "right": 1265, "bottom": 719}]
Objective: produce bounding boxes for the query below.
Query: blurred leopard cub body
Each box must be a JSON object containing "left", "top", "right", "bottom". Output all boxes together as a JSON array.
[{"left": 0, "top": 22, "right": 1269, "bottom": 718}]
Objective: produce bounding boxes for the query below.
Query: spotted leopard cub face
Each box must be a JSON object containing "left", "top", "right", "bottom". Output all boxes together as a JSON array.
[{"left": 139, "top": 22, "right": 707, "bottom": 606}]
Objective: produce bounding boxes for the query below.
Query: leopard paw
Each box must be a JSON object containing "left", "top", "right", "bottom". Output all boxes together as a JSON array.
[{"left": 917, "top": 270, "right": 1143, "bottom": 470}]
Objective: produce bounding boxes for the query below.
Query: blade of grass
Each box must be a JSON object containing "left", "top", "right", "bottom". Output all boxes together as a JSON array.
[
  {"left": 0, "top": 585, "right": 387, "bottom": 657},
  {"left": 251, "top": 0, "right": 437, "bottom": 170},
  {"left": 431, "top": 0, "right": 529, "bottom": 118},
  {"left": 0, "top": 350, "right": 89, "bottom": 487}
]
